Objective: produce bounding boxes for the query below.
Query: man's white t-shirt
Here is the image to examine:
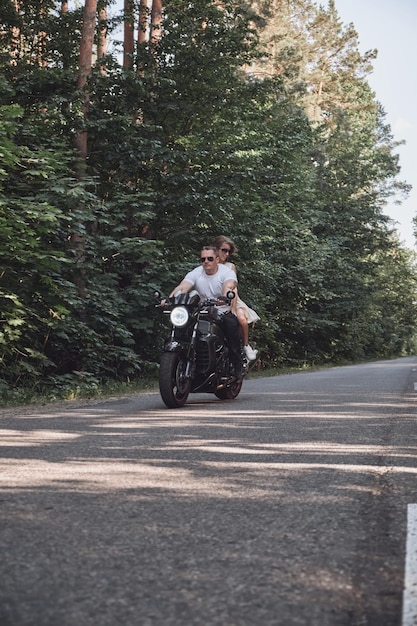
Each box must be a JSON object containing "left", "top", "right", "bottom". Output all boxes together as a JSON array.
[{"left": 183, "top": 264, "right": 237, "bottom": 310}]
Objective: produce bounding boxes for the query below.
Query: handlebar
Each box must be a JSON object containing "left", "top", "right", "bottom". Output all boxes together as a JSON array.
[
  {"left": 154, "top": 289, "right": 236, "bottom": 307},
  {"left": 154, "top": 291, "right": 235, "bottom": 308},
  {"left": 201, "top": 290, "right": 235, "bottom": 307}
]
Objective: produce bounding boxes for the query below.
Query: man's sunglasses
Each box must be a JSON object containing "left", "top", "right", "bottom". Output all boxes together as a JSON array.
[
  {"left": 200, "top": 256, "right": 214, "bottom": 263},
  {"left": 220, "top": 248, "right": 231, "bottom": 254}
]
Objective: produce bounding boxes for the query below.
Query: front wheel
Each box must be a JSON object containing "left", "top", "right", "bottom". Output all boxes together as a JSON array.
[
  {"left": 159, "top": 352, "right": 191, "bottom": 408},
  {"left": 215, "top": 378, "right": 242, "bottom": 400}
]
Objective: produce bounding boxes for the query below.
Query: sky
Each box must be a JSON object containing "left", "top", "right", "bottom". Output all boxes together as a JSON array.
[{"left": 334, "top": 0, "right": 417, "bottom": 249}]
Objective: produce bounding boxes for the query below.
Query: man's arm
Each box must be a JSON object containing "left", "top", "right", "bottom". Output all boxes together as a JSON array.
[{"left": 169, "top": 279, "right": 193, "bottom": 297}]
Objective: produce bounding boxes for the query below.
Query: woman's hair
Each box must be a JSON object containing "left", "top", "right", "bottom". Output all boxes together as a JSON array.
[{"left": 212, "top": 235, "right": 237, "bottom": 255}]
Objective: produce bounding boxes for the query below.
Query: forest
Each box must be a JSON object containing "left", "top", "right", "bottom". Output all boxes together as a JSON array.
[{"left": 1, "top": 0, "right": 417, "bottom": 403}]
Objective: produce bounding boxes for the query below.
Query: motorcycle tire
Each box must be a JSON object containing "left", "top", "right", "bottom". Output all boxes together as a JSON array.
[
  {"left": 215, "top": 378, "right": 243, "bottom": 400},
  {"left": 159, "top": 352, "right": 191, "bottom": 408}
]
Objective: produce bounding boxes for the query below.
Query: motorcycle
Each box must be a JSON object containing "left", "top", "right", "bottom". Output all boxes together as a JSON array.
[{"left": 154, "top": 289, "right": 249, "bottom": 408}]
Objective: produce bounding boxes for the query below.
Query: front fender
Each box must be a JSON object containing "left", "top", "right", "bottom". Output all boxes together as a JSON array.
[
  {"left": 163, "top": 339, "right": 187, "bottom": 353},
  {"left": 162, "top": 340, "right": 195, "bottom": 381}
]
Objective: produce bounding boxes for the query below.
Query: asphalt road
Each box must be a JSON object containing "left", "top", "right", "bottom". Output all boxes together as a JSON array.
[{"left": 1, "top": 357, "right": 417, "bottom": 626}]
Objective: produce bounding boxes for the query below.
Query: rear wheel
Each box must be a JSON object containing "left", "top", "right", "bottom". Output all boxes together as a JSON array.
[
  {"left": 159, "top": 352, "right": 191, "bottom": 408},
  {"left": 215, "top": 378, "right": 242, "bottom": 400}
]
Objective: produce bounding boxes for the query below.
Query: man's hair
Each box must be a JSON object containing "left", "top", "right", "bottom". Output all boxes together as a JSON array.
[{"left": 201, "top": 245, "right": 218, "bottom": 255}]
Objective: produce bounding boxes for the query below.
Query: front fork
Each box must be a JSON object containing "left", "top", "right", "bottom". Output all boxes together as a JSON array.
[{"left": 165, "top": 326, "right": 198, "bottom": 379}]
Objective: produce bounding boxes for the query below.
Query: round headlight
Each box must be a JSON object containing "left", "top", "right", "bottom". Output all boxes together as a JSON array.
[{"left": 170, "top": 306, "right": 189, "bottom": 327}]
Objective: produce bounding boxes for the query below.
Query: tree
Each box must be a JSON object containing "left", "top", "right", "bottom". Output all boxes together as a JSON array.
[
  {"left": 243, "top": 0, "right": 414, "bottom": 363},
  {"left": 0, "top": 0, "right": 415, "bottom": 399}
]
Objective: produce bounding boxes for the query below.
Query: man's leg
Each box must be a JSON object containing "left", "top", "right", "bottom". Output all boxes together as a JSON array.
[{"left": 223, "top": 312, "right": 244, "bottom": 377}]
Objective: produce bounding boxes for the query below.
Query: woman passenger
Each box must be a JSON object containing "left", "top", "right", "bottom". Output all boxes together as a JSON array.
[{"left": 212, "top": 235, "right": 259, "bottom": 362}]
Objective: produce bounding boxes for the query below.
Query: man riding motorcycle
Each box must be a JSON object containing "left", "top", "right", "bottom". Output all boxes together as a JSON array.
[{"left": 169, "top": 246, "right": 245, "bottom": 379}]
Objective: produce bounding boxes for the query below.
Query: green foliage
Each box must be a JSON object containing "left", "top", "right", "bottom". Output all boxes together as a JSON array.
[{"left": 0, "top": 0, "right": 416, "bottom": 402}]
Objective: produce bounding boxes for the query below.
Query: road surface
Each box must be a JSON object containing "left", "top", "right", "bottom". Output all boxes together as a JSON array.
[{"left": 1, "top": 357, "right": 417, "bottom": 626}]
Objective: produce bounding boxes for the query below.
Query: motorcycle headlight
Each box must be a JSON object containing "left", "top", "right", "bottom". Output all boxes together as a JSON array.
[{"left": 170, "top": 306, "right": 189, "bottom": 327}]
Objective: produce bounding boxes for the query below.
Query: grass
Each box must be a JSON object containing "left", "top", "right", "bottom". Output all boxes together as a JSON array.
[{"left": 0, "top": 361, "right": 335, "bottom": 409}]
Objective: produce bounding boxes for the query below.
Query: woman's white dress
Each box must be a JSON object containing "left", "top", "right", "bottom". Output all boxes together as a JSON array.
[{"left": 226, "top": 262, "right": 260, "bottom": 324}]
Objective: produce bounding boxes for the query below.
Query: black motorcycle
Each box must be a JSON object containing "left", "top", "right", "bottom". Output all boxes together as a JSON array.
[{"left": 155, "top": 290, "right": 248, "bottom": 408}]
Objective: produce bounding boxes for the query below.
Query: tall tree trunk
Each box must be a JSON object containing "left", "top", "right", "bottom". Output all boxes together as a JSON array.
[
  {"left": 10, "top": 0, "right": 21, "bottom": 66},
  {"left": 136, "top": 0, "right": 148, "bottom": 77},
  {"left": 138, "top": 0, "right": 149, "bottom": 44},
  {"left": 72, "top": 0, "right": 98, "bottom": 301},
  {"left": 97, "top": 1, "right": 107, "bottom": 75},
  {"left": 74, "top": 0, "right": 97, "bottom": 163},
  {"left": 123, "top": 0, "right": 134, "bottom": 69},
  {"left": 149, "top": 0, "right": 162, "bottom": 46}
]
